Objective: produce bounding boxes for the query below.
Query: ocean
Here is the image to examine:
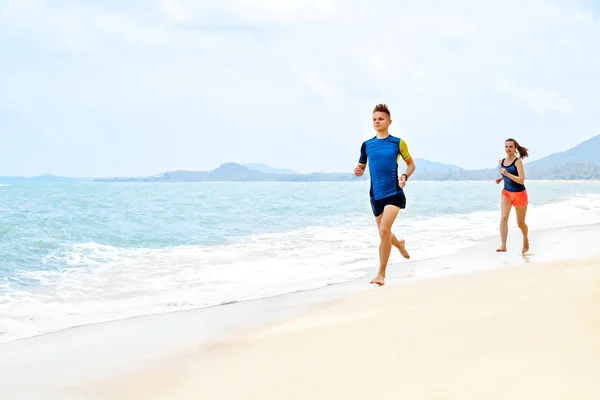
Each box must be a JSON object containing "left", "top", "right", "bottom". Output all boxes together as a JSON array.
[{"left": 1, "top": 180, "right": 600, "bottom": 344}]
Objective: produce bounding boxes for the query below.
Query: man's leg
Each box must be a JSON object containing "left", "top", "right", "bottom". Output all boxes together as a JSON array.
[
  {"left": 370, "top": 205, "right": 400, "bottom": 286},
  {"left": 375, "top": 215, "right": 410, "bottom": 259}
]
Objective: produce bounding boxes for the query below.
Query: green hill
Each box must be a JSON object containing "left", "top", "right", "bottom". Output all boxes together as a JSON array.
[{"left": 6, "top": 135, "right": 599, "bottom": 183}]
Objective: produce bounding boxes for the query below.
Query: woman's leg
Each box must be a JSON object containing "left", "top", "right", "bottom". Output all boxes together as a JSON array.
[
  {"left": 515, "top": 205, "right": 529, "bottom": 254},
  {"left": 498, "top": 196, "right": 513, "bottom": 252}
]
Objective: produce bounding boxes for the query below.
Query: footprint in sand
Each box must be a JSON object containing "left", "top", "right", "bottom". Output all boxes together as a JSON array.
[{"left": 404, "top": 262, "right": 416, "bottom": 277}]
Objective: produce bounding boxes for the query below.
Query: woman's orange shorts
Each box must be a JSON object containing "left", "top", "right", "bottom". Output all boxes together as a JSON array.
[{"left": 502, "top": 189, "right": 528, "bottom": 208}]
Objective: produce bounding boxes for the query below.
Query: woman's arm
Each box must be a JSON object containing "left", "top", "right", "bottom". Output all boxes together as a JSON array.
[{"left": 495, "top": 159, "right": 504, "bottom": 184}]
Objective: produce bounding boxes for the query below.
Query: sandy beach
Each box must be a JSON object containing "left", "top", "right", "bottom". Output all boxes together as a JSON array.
[
  {"left": 77, "top": 255, "right": 600, "bottom": 400},
  {"left": 2, "top": 224, "right": 600, "bottom": 400}
]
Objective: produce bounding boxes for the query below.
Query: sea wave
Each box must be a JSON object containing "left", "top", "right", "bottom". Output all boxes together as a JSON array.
[{"left": 1, "top": 193, "right": 600, "bottom": 343}]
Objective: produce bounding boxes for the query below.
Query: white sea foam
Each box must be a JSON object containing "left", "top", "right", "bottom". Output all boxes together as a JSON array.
[{"left": 1, "top": 193, "right": 600, "bottom": 343}]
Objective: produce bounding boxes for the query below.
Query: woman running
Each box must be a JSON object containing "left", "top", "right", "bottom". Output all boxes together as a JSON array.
[{"left": 495, "top": 138, "right": 530, "bottom": 254}]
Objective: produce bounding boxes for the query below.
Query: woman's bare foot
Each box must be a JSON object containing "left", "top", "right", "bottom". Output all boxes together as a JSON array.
[
  {"left": 370, "top": 274, "right": 385, "bottom": 286},
  {"left": 496, "top": 247, "right": 507, "bottom": 252},
  {"left": 522, "top": 237, "right": 529, "bottom": 254},
  {"left": 398, "top": 239, "right": 410, "bottom": 259}
]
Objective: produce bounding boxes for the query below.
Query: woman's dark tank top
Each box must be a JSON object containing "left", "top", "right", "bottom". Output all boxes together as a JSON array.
[{"left": 502, "top": 158, "right": 526, "bottom": 192}]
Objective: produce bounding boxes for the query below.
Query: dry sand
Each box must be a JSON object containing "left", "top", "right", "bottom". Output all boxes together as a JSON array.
[{"left": 79, "top": 257, "right": 600, "bottom": 400}]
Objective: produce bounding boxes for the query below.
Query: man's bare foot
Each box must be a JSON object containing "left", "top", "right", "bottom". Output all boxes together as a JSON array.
[
  {"left": 398, "top": 239, "right": 410, "bottom": 259},
  {"left": 522, "top": 237, "right": 529, "bottom": 254},
  {"left": 496, "top": 247, "right": 507, "bottom": 252},
  {"left": 370, "top": 275, "right": 385, "bottom": 286}
]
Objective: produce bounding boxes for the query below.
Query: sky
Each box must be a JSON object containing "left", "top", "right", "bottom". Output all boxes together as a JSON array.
[{"left": 1, "top": 0, "right": 600, "bottom": 177}]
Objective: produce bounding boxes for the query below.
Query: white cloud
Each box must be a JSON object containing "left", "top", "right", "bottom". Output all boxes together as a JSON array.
[
  {"left": 1, "top": 0, "right": 600, "bottom": 176},
  {"left": 228, "top": 0, "right": 342, "bottom": 23},
  {"left": 152, "top": 0, "right": 347, "bottom": 25},
  {"left": 494, "top": 80, "right": 574, "bottom": 117},
  {"left": 364, "top": 48, "right": 398, "bottom": 83},
  {"left": 161, "top": 0, "right": 192, "bottom": 23},
  {"left": 292, "top": 66, "right": 339, "bottom": 102}
]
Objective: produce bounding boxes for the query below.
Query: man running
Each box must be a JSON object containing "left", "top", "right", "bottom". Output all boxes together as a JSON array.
[{"left": 354, "top": 104, "right": 416, "bottom": 286}]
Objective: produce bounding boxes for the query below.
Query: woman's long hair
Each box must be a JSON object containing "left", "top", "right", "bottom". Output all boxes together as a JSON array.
[{"left": 506, "top": 138, "right": 529, "bottom": 159}]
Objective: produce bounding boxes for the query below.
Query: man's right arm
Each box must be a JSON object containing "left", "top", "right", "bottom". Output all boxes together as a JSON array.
[{"left": 354, "top": 142, "right": 367, "bottom": 176}]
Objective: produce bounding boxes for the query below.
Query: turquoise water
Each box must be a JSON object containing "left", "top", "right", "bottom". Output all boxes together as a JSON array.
[{"left": 1, "top": 180, "right": 600, "bottom": 343}]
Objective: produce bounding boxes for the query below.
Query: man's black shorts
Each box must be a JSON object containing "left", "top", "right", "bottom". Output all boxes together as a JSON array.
[{"left": 370, "top": 192, "right": 406, "bottom": 217}]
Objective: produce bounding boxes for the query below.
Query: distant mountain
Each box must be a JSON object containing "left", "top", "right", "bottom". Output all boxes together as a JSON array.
[
  {"left": 528, "top": 135, "right": 600, "bottom": 168},
  {"left": 410, "top": 134, "right": 600, "bottom": 181},
  {"left": 96, "top": 162, "right": 363, "bottom": 182},
  {"left": 244, "top": 160, "right": 460, "bottom": 176},
  {"left": 30, "top": 173, "right": 82, "bottom": 182},
  {"left": 518, "top": 135, "right": 600, "bottom": 179},
  {"left": 243, "top": 163, "right": 298, "bottom": 175},
  {"left": 0, "top": 174, "right": 86, "bottom": 184},
  {"left": 6, "top": 135, "right": 600, "bottom": 183},
  {"left": 412, "top": 158, "right": 461, "bottom": 174},
  {"left": 94, "top": 134, "right": 600, "bottom": 182}
]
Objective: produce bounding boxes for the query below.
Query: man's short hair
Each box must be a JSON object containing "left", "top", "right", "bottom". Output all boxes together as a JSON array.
[{"left": 373, "top": 103, "right": 390, "bottom": 117}]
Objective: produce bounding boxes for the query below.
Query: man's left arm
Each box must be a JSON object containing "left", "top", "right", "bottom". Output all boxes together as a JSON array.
[{"left": 399, "top": 139, "right": 416, "bottom": 180}]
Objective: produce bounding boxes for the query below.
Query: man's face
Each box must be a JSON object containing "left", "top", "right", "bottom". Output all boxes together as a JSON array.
[{"left": 372, "top": 112, "right": 391, "bottom": 132}]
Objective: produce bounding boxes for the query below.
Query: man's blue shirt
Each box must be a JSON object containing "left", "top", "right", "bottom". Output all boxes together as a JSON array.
[{"left": 359, "top": 135, "right": 411, "bottom": 200}]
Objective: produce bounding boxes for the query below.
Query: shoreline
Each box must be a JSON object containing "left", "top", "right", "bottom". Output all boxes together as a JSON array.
[
  {"left": 2, "top": 223, "right": 600, "bottom": 399},
  {"left": 3, "top": 220, "right": 598, "bottom": 346}
]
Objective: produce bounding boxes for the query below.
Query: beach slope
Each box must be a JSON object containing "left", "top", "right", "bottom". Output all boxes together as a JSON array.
[{"left": 85, "top": 257, "right": 600, "bottom": 400}]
